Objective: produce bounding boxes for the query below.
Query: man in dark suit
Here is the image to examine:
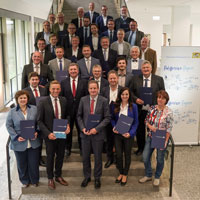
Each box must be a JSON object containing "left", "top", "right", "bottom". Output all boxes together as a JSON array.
[
  {"left": 116, "top": 56, "right": 133, "bottom": 88},
  {"left": 140, "top": 37, "right": 157, "bottom": 74},
  {"left": 95, "top": 5, "right": 113, "bottom": 33},
  {"left": 130, "top": 60, "right": 165, "bottom": 155},
  {"left": 31, "top": 39, "right": 53, "bottom": 65},
  {"left": 77, "top": 16, "right": 91, "bottom": 47},
  {"left": 24, "top": 72, "right": 47, "bottom": 167},
  {"left": 64, "top": 36, "right": 83, "bottom": 62},
  {"left": 100, "top": 19, "right": 117, "bottom": 45},
  {"left": 52, "top": 12, "right": 68, "bottom": 35},
  {"left": 77, "top": 45, "right": 100, "bottom": 79},
  {"left": 37, "top": 80, "right": 70, "bottom": 190},
  {"left": 125, "top": 20, "right": 144, "bottom": 47},
  {"left": 77, "top": 80, "right": 111, "bottom": 189},
  {"left": 61, "top": 63, "right": 88, "bottom": 156},
  {"left": 93, "top": 36, "right": 118, "bottom": 77},
  {"left": 101, "top": 70, "right": 122, "bottom": 168},
  {"left": 115, "top": 6, "right": 133, "bottom": 32},
  {"left": 46, "top": 34, "right": 58, "bottom": 59},
  {"left": 71, "top": 7, "right": 85, "bottom": 29},
  {"left": 48, "top": 13, "right": 56, "bottom": 30},
  {"left": 22, "top": 51, "right": 54, "bottom": 89},
  {"left": 84, "top": 2, "right": 99, "bottom": 23},
  {"left": 91, "top": 64, "right": 109, "bottom": 94},
  {"left": 34, "top": 21, "right": 51, "bottom": 50}
]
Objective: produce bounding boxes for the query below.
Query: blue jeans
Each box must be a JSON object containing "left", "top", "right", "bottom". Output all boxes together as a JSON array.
[{"left": 142, "top": 136, "right": 166, "bottom": 179}]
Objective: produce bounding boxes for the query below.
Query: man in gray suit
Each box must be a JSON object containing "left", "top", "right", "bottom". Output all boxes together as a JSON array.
[
  {"left": 77, "top": 80, "right": 110, "bottom": 189},
  {"left": 127, "top": 46, "right": 144, "bottom": 73},
  {"left": 77, "top": 45, "right": 100, "bottom": 79},
  {"left": 125, "top": 20, "right": 144, "bottom": 47},
  {"left": 48, "top": 46, "right": 71, "bottom": 79},
  {"left": 110, "top": 29, "right": 131, "bottom": 59},
  {"left": 116, "top": 56, "right": 133, "bottom": 88}
]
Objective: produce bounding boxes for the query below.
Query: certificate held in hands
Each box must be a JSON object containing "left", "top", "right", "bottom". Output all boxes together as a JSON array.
[
  {"left": 20, "top": 120, "right": 35, "bottom": 139},
  {"left": 53, "top": 119, "right": 68, "bottom": 139},
  {"left": 151, "top": 130, "right": 166, "bottom": 149},
  {"left": 86, "top": 114, "right": 101, "bottom": 131},
  {"left": 139, "top": 87, "right": 153, "bottom": 105},
  {"left": 115, "top": 114, "right": 133, "bottom": 134}
]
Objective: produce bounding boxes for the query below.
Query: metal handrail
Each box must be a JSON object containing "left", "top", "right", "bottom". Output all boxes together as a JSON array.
[
  {"left": 6, "top": 136, "right": 12, "bottom": 199},
  {"left": 168, "top": 135, "right": 175, "bottom": 197}
]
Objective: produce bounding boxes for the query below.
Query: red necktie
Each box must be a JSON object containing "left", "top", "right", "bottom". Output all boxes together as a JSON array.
[
  {"left": 72, "top": 79, "right": 76, "bottom": 97},
  {"left": 90, "top": 99, "right": 95, "bottom": 114},
  {"left": 55, "top": 98, "right": 59, "bottom": 119},
  {"left": 34, "top": 89, "right": 39, "bottom": 97}
]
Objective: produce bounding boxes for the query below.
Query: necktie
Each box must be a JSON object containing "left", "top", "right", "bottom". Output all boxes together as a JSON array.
[
  {"left": 52, "top": 46, "right": 55, "bottom": 55},
  {"left": 132, "top": 59, "right": 138, "bottom": 62},
  {"left": 144, "top": 78, "right": 148, "bottom": 87},
  {"left": 109, "top": 31, "right": 113, "bottom": 43},
  {"left": 34, "top": 89, "right": 38, "bottom": 97},
  {"left": 128, "top": 31, "right": 134, "bottom": 44},
  {"left": 90, "top": 98, "right": 95, "bottom": 114},
  {"left": 86, "top": 59, "right": 90, "bottom": 73},
  {"left": 80, "top": 18, "right": 82, "bottom": 27},
  {"left": 35, "top": 65, "right": 39, "bottom": 74},
  {"left": 103, "top": 49, "right": 107, "bottom": 61},
  {"left": 84, "top": 27, "right": 88, "bottom": 43},
  {"left": 72, "top": 79, "right": 76, "bottom": 97},
  {"left": 59, "top": 59, "right": 62, "bottom": 71},
  {"left": 54, "top": 98, "right": 59, "bottom": 119},
  {"left": 90, "top": 12, "right": 93, "bottom": 23},
  {"left": 41, "top": 51, "right": 44, "bottom": 64}
]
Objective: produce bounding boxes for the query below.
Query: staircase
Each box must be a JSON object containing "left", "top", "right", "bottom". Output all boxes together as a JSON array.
[{"left": 20, "top": 135, "right": 169, "bottom": 198}]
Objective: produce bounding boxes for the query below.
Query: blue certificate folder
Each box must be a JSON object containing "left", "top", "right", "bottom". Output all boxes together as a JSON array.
[
  {"left": 151, "top": 130, "right": 166, "bottom": 149},
  {"left": 132, "top": 69, "right": 142, "bottom": 75},
  {"left": 86, "top": 114, "right": 101, "bottom": 131},
  {"left": 20, "top": 120, "right": 35, "bottom": 139},
  {"left": 139, "top": 87, "right": 153, "bottom": 105},
  {"left": 115, "top": 114, "right": 134, "bottom": 134},
  {"left": 53, "top": 119, "right": 68, "bottom": 139},
  {"left": 56, "top": 71, "right": 68, "bottom": 83}
]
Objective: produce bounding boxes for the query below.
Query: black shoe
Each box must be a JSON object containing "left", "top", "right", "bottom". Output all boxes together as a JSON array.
[
  {"left": 121, "top": 176, "right": 128, "bottom": 186},
  {"left": 94, "top": 179, "right": 101, "bottom": 189},
  {"left": 39, "top": 158, "right": 46, "bottom": 167},
  {"left": 81, "top": 178, "right": 91, "bottom": 187},
  {"left": 66, "top": 149, "right": 71, "bottom": 157},
  {"left": 134, "top": 149, "right": 142, "bottom": 156},
  {"left": 104, "top": 160, "right": 113, "bottom": 168},
  {"left": 115, "top": 175, "right": 122, "bottom": 183}
]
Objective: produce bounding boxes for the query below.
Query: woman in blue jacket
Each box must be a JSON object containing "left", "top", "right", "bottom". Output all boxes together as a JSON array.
[
  {"left": 6, "top": 90, "right": 41, "bottom": 187},
  {"left": 111, "top": 87, "right": 138, "bottom": 185}
]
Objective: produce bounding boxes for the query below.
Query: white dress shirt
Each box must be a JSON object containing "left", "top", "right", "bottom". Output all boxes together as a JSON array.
[
  {"left": 33, "top": 63, "right": 41, "bottom": 75},
  {"left": 50, "top": 95, "right": 61, "bottom": 119},
  {"left": 102, "top": 48, "right": 109, "bottom": 61},
  {"left": 141, "top": 47, "right": 148, "bottom": 60},
  {"left": 57, "top": 57, "right": 65, "bottom": 70},
  {"left": 131, "top": 58, "right": 139, "bottom": 70},
  {"left": 59, "top": 24, "right": 64, "bottom": 31},
  {"left": 109, "top": 86, "right": 118, "bottom": 104},
  {"left": 22, "top": 112, "right": 31, "bottom": 148},
  {"left": 102, "top": 15, "right": 107, "bottom": 26},
  {"left": 72, "top": 47, "right": 79, "bottom": 57},
  {"left": 119, "top": 103, "right": 128, "bottom": 116},
  {"left": 92, "top": 35, "right": 99, "bottom": 50},
  {"left": 143, "top": 74, "right": 152, "bottom": 87},
  {"left": 117, "top": 41, "right": 124, "bottom": 55},
  {"left": 30, "top": 86, "right": 40, "bottom": 98},
  {"left": 70, "top": 76, "right": 78, "bottom": 92},
  {"left": 94, "top": 77, "right": 101, "bottom": 92}
]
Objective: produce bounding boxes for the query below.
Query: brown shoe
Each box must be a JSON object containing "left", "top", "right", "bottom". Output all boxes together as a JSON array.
[
  {"left": 55, "top": 177, "right": 68, "bottom": 186},
  {"left": 48, "top": 179, "right": 55, "bottom": 190}
]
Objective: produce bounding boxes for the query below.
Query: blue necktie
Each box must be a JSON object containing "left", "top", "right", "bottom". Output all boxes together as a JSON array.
[
  {"left": 109, "top": 31, "right": 113, "bottom": 43},
  {"left": 128, "top": 31, "right": 134, "bottom": 44},
  {"left": 144, "top": 78, "right": 148, "bottom": 87},
  {"left": 59, "top": 59, "right": 62, "bottom": 71},
  {"left": 84, "top": 27, "right": 88, "bottom": 43}
]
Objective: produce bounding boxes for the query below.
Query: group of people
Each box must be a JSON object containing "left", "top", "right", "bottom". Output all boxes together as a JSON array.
[{"left": 6, "top": 2, "right": 173, "bottom": 191}]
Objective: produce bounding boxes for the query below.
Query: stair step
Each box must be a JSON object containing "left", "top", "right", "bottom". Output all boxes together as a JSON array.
[{"left": 21, "top": 176, "right": 168, "bottom": 194}]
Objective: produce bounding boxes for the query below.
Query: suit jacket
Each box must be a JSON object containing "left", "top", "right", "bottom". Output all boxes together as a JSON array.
[
  {"left": 118, "top": 72, "right": 133, "bottom": 88},
  {"left": 24, "top": 86, "right": 47, "bottom": 106},
  {"left": 6, "top": 105, "right": 41, "bottom": 151},
  {"left": 30, "top": 51, "right": 54, "bottom": 65},
  {"left": 71, "top": 18, "right": 84, "bottom": 29},
  {"left": 60, "top": 76, "right": 88, "bottom": 115},
  {"left": 77, "top": 57, "right": 100, "bottom": 79},
  {"left": 125, "top": 30, "right": 144, "bottom": 47},
  {"left": 91, "top": 77, "right": 109, "bottom": 94},
  {"left": 34, "top": 31, "right": 52, "bottom": 50},
  {"left": 85, "top": 35, "right": 101, "bottom": 52},
  {"left": 37, "top": 96, "right": 70, "bottom": 139},
  {"left": 115, "top": 17, "right": 133, "bottom": 32},
  {"left": 84, "top": 11, "right": 99, "bottom": 23},
  {"left": 110, "top": 41, "right": 131, "bottom": 58},
  {"left": 95, "top": 15, "right": 113, "bottom": 33},
  {"left": 52, "top": 23, "right": 68, "bottom": 34},
  {"left": 77, "top": 26, "right": 91, "bottom": 47},
  {"left": 48, "top": 58, "right": 71, "bottom": 79},
  {"left": 77, "top": 95, "right": 111, "bottom": 140},
  {"left": 92, "top": 48, "right": 118, "bottom": 76},
  {"left": 64, "top": 47, "right": 83, "bottom": 62},
  {"left": 126, "top": 58, "right": 144, "bottom": 73},
  {"left": 110, "top": 103, "right": 138, "bottom": 137},
  {"left": 130, "top": 74, "right": 165, "bottom": 106},
  {"left": 101, "top": 85, "right": 122, "bottom": 103},
  {"left": 22, "top": 64, "right": 54, "bottom": 89},
  {"left": 61, "top": 33, "right": 77, "bottom": 49},
  {"left": 140, "top": 48, "right": 157, "bottom": 74},
  {"left": 46, "top": 44, "right": 57, "bottom": 59},
  {"left": 100, "top": 30, "right": 117, "bottom": 44}
]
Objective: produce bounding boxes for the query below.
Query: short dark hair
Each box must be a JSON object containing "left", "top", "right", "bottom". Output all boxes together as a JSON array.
[
  {"left": 90, "top": 23, "right": 99, "bottom": 29},
  {"left": 55, "top": 46, "right": 64, "bottom": 51},
  {"left": 108, "top": 70, "right": 118, "bottom": 78},
  {"left": 82, "top": 44, "right": 91, "bottom": 49},
  {"left": 116, "top": 56, "right": 127, "bottom": 65},
  {"left": 88, "top": 80, "right": 99, "bottom": 88},
  {"left": 37, "top": 38, "right": 46, "bottom": 44},
  {"left": 28, "top": 72, "right": 40, "bottom": 80},
  {"left": 157, "top": 90, "right": 169, "bottom": 105},
  {"left": 49, "top": 33, "right": 57, "bottom": 40},
  {"left": 15, "top": 90, "right": 30, "bottom": 104},
  {"left": 68, "top": 63, "right": 79, "bottom": 70}
]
